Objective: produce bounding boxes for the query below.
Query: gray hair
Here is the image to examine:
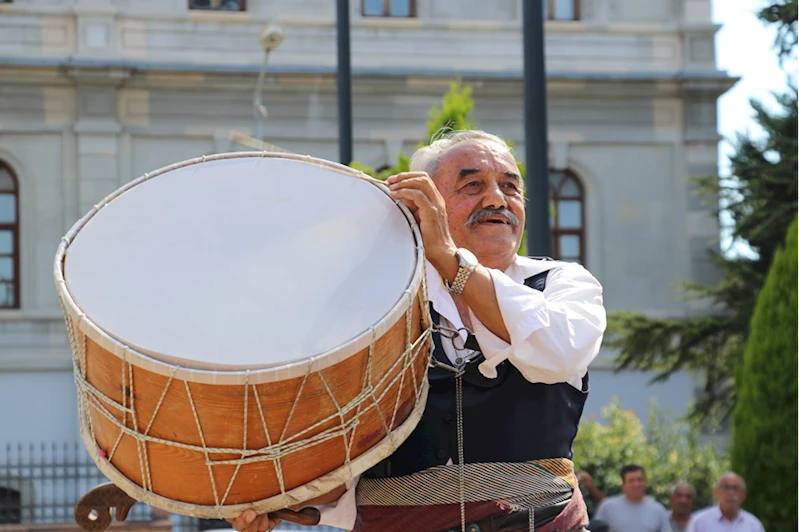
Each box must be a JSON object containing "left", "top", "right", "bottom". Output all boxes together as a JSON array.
[
  {"left": 409, "top": 129, "right": 513, "bottom": 179},
  {"left": 717, "top": 472, "right": 747, "bottom": 491},
  {"left": 670, "top": 482, "right": 695, "bottom": 497}
]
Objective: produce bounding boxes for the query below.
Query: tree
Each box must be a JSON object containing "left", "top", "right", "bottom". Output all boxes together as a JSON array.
[
  {"left": 605, "top": 4, "right": 798, "bottom": 421},
  {"left": 573, "top": 399, "right": 727, "bottom": 514},
  {"left": 759, "top": 0, "right": 798, "bottom": 60},
  {"left": 730, "top": 218, "right": 797, "bottom": 530}
]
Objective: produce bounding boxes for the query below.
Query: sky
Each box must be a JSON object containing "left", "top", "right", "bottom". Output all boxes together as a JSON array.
[
  {"left": 711, "top": 0, "right": 795, "bottom": 255},
  {"left": 713, "top": 0, "right": 796, "bottom": 173}
]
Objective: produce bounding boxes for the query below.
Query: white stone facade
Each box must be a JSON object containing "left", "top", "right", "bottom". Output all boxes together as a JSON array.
[{"left": 0, "top": 0, "right": 732, "bottom": 460}]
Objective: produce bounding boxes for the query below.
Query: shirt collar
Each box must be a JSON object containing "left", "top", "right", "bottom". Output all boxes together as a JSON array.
[{"left": 713, "top": 505, "right": 743, "bottom": 523}]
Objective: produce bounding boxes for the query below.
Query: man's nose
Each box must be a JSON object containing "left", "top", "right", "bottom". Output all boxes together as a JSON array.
[{"left": 481, "top": 181, "right": 508, "bottom": 209}]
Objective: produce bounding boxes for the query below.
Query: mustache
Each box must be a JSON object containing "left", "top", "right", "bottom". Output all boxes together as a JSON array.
[{"left": 466, "top": 208, "right": 520, "bottom": 227}]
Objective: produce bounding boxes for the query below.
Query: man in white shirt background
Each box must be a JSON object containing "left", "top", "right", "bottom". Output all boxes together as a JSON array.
[{"left": 687, "top": 473, "right": 765, "bottom": 532}]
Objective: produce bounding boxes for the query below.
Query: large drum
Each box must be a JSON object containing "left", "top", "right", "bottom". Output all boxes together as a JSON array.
[{"left": 54, "top": 152, "right": 432, "bottom": 518}]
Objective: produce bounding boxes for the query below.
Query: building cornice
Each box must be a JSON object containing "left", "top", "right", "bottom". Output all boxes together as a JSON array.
[{"left": 0, "top": 55, "right": 737, "bottom": 81}]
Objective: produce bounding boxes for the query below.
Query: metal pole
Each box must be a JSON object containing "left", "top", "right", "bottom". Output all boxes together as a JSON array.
[
  {"left": 253, "top": 52, "right": 270, "bottom": 140},
  {"left": 523, "top": 0, "right": 552, "bottom": 257},
  {"left": 336, "top": 0, "right": 353, "bottom": 165}
]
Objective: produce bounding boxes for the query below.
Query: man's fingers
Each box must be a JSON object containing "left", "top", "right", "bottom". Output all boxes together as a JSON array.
[
  {"left": 385, "top": 171, "right": 429, "bottom": 184},
  {"left": 255, "top": 513, "right": 272, "bottom": 532},
  {"left": 227, "top": 509, "right": 257, "bottom": 531},
  {"left": 389, "top": 187, "right": 433, "bottom": 209},
  {"left": 387, "top": 175, "right": 439, "bottom": 199}
]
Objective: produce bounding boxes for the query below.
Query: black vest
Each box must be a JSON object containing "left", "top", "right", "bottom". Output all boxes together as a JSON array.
[{"left": 365, "top": 268, "right": 589, "bottom": 479}]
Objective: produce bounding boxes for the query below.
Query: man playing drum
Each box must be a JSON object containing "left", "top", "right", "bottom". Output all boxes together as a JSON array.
[{"left": 230, "top": 130, "right": 606, "bottom": 532}]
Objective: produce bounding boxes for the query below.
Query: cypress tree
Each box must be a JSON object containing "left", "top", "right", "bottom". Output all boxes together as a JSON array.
[{"left": 730, "top": 217, "right": 797, "bottom": 529}]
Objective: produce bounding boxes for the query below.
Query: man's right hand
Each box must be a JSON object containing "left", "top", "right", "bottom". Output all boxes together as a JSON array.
[
  {"left": 225, "top": 484, "right": 346, "bottom": 532},
  {"left": 227, "top": 509, "right": 282, "bottom": 532}
]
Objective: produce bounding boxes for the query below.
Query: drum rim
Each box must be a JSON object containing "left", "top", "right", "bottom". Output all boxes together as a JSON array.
[{"left": 54, "top": 151, "right": 427, "bottom": 385}]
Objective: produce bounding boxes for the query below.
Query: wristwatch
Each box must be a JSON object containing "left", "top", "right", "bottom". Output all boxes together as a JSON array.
[{"left": 444, "top": 248, "right": 478, "bottom": 296}]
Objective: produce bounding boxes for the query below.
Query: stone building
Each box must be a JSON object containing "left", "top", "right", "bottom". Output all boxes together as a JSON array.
[{"left": 0, "top": 0, "right": 733, "bottom": 525}]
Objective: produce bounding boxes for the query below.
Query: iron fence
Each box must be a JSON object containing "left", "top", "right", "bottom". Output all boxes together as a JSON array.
[
  {"left": 0, "top": 442, "right": 152, "bottom": 525},
  {"left": 0, "top": 443, "right": 338, "bottom": 531}
]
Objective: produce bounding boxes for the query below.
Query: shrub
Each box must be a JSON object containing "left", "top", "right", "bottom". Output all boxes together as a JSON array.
[{"left": 573, "top": 399, "right": 727, "bottom": 513}]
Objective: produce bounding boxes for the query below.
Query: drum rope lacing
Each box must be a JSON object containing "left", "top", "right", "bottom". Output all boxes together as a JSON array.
[{"left": 64, "top": 280, "right": 433, "bottom": 517}]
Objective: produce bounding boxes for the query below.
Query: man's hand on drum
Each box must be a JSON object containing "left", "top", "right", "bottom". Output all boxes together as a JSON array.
[
  {"left": 227, "top": 509, "right": 281, "bottom": 532},
  {"left": 387, "top": 172, "right": 457, "bottom": 271}
]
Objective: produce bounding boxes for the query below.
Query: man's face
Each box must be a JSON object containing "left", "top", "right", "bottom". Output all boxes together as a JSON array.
[
  {"left": 715, "top": 475, "right": 746, "bottom": 514},
  {"left": 432, "top": 140, "right": 525, "bottom": 269},
  {"left": 621, "top": 470, "right": 647, "bottom": 501},
  {"left": 670, "top": 486, "right": 694, "bottom": 515}
]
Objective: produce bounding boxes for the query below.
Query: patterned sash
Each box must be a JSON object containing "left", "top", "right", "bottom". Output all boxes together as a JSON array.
[{"left": 353, "top": 459, "right": 588, "bottom": 532}]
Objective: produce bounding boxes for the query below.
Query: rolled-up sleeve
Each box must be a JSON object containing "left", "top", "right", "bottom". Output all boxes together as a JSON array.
[{"left": 473, "top": 263, "right": 605, "bottom": 386}]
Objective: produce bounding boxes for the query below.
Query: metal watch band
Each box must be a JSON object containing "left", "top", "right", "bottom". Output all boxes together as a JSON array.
[{"left": 446, "top": 262, "right": 477, "bottom": 296}]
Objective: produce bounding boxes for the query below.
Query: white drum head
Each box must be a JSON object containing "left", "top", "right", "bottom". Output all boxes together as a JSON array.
[{"left": 63, "top": 156, "right": 418, "bottom": 371}]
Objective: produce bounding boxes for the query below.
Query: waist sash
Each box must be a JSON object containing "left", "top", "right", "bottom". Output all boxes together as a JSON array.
[{"left": 355, "top": 459, "right": 587, "bottom": 532}]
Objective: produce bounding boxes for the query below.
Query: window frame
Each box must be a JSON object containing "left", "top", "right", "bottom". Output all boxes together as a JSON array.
[
  {"left": 361, "top": 0, "right": 417, "bottom": 18},
  {"left": 188, "top": 0, "right": 246, "bottom": 12},
  {"left": 0, "top": 161, "right": 20, "bottom": 309},
  {"left": 549, "top": 169, "right": 586, "bottom": 265},
  {"left": 546, "top": 0, "right": 580, "bottom": 21}
]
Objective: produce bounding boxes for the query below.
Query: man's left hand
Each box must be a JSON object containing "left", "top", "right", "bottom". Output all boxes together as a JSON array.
[{"left": 386, "top": 172, "right": 458, "bottom": 276}]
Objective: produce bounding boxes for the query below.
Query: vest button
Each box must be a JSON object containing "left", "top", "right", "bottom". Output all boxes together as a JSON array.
[{"left": 436, "top": 449, "right": 447, "bottom": 459}]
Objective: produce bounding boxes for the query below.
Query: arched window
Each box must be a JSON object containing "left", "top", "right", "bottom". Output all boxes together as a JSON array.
[
  {"left": 549, "top": 169, "right": 585, "bottom": 264},
  {"left": 0, "top": 162, "right": 19, "bottom": 309}
]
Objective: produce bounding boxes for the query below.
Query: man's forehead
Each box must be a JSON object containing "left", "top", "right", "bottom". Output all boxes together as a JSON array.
[
  {"left": 719, "top": 476, "right": 744, "bottom": 487},
  {"left": 438, "top": 139, "right": 517, "bottom": 170}
]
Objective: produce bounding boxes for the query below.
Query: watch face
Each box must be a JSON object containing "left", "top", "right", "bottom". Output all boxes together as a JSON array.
[{"left": 457, "top": 248, "right": 478, "bottom": 266}]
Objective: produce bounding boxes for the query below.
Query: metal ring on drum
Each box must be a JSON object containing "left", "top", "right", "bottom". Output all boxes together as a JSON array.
[{"left": 53, "top": 152, "right": 433, "bottom": 521}]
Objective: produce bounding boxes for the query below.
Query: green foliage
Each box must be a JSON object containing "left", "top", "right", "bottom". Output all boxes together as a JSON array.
[
  {"left": 606, "top": 71, "right": 798, "bottom": 421},
  {"left": 730, "top": 218, "right": 798, "bottom": 530},
  {"left": 425, "top": 80, "right": 476, "bottom": 142},
  {"left": 759, "top": 0, "right": 798, "bottom": 59},
  {"left": 573, "top": 399, "right": 727, "bottom": 514},
  {"left": 349, "top": 153, "right": 410, "bottom": 181}
]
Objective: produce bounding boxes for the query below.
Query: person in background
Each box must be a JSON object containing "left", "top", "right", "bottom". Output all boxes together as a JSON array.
[
  {"left": 592, "top": 464, "right": 670, "bottom": 532},
  {"left": 687, "top": 473, "right": 764, "bottom": 532},
  {"left": 668, "top": 482, "right": 695, "bottom": 532},
  {"left": 577, "top": 470, "right": 606, "bottom": 507}
]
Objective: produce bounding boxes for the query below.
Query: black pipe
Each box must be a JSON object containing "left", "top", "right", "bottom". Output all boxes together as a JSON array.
[
  {"left": 522, "top": 0, "right": 553, "bottom": 257},
  {"left": 336, "top": 0, "right": 353, "bottom": 165}
]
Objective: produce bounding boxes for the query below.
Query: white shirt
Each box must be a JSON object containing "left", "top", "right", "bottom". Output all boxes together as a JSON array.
[
  {"left": 317, "top": 256, "right": 606, "bottom": 529},
  {"left": 687, "top": 506, "right": 765, "bottom": 532}
]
